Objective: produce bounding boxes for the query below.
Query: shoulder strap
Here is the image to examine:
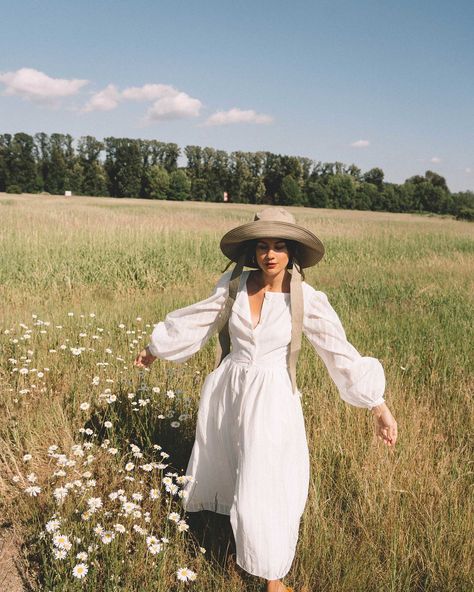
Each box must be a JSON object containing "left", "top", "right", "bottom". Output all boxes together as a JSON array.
[
  {"left": 288, "top": 262, "right": 304, "bottom": 394},
  {"left": 214, "top": 253, "right": 246, "bottom": 369}
]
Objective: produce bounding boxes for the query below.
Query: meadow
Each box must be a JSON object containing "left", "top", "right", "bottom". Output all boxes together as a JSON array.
[{"left": 0, "top": 193, "right": 473, "bottom": 592}]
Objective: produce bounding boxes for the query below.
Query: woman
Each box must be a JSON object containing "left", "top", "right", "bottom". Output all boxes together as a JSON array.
[{"left": 134, "top": 207, "right": 397, "bottom": 592}]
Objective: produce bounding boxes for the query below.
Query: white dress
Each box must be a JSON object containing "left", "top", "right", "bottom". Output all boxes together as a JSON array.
[{"left": 147, "top": 269, "right": 385, "bottom": 580}]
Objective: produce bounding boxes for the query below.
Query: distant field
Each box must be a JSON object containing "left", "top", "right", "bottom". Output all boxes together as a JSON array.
[{"left": 1, "top": 193, "right": 473, "bottom": 591}]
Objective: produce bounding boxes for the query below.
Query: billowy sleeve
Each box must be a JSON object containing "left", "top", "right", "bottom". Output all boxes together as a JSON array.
[
  {"left": 302, "top": 283, "right": 385, "bottom": 409},
  {"left": 146, "top": 270, "right": 231, "bottom": 362}
]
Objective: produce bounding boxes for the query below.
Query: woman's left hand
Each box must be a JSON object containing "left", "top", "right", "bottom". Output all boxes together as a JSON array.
[{"left": 371, "top": 402, "right": 398, "bottom": 447}]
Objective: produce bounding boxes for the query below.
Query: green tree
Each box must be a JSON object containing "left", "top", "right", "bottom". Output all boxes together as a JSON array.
[
  {"left": 9, "top": 133, "right": 38, "bottom": 192},
  {"left": 169, "top": 170, "right": 191, "bottom": 201},
  {"left": 147, "top": 165, "right": 170, "bottom": 199},
  {"left": 304, "top": 178, "right": 329, "bottom": 208},
  {"left": 278, "top": 174, "right": 303, "bottom": 205},
  {"left": 326, "top": 174, "right": 356, "bottom": 208},
  {"left": 105, "top": 137, "right": 142, "bottom": 197},
  {"left": 363, "top": 167, "right": 384, "bottom": 190},
  {"left": 0, "top": 134, "right": 12, "bottom": 192},
  {"left": 77, "top": 136, "right": 107, "bottom": 196},
  {"left": 354, "top": 182, "right": 377, "bottom": 210}
]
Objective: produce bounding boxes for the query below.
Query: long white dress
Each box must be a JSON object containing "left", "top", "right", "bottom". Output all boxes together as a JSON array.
[{"left": 147, "top": 269, "right": 385, "bottom": 580}]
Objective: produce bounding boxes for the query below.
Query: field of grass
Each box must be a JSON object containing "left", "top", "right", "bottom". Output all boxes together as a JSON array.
[{"left": 0, "top": 193, "right": 473, "bottom": 592}]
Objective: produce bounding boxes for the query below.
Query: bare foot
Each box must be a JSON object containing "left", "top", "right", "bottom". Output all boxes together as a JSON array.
[{"left": 266, "top": 580, "right": 290, "bottom": 592}]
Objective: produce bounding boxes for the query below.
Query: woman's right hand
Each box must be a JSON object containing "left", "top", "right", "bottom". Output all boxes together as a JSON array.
[{"left": 133, "top": 346, "right": 157, "bottom": 369}]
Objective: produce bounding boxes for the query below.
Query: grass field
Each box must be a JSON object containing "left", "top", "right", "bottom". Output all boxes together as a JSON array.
[{"left": 0, "top": 193, "right": 473, "bottom": 592}]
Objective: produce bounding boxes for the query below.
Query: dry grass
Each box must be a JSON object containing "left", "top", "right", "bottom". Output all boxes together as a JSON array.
[{"left": 0, "top": 193, "right": 473, "bottom": 591}]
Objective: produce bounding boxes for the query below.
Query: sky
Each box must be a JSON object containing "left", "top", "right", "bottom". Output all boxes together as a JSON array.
[{"left": 0, "top": 0, "right": 473, "bottom": 192}]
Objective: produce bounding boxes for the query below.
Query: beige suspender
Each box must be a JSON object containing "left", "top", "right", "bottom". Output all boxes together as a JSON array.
[{"left": 214, "top": 257, "right": 304, "bottom": 395}]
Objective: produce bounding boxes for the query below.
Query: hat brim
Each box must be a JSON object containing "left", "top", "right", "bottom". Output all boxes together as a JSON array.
[{"left": 220, "top": 220, "right": 324, "bottom": 268}]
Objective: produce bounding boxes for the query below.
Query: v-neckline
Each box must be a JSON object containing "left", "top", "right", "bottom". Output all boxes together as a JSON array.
[
  {"left": 243, "top": 270, "right": 290, "bottom": 331},
  {"left": 243, "top": 271, "right": 263, "bottom": 331}
]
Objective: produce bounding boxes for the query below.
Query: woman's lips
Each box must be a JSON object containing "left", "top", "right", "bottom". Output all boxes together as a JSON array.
[{"left": 266, "top": 262, "right": 277, "bottom": 268}]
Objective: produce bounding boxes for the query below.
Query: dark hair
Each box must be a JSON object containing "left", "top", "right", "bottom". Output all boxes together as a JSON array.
[{"left": 248, "top": 238, "right": 305, "bottom": 280}]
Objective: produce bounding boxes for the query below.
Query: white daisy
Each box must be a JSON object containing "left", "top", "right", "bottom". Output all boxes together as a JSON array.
[
  {"left": 177, "top": 520, "right": 189, "bottom": 532},
  {"left": 53, "top": 548, "right": 67, "bottom": 560},
  {"left": 45, "top": 519, "right": 60, "bottom": 533},
  {"left": 148, "top": 542, "right": 163, "bottom": 555},
  {"left": 53, "top": 487, "right": 68, "bottom": 503},
  {"left": 168, "top": 512, "right": 180, "bottom": 523},
  {"left": 24, "top": 485, "right": 41, "bottom": 496},
  {"left": 53, "top": 534, "right": 72, "bottom": 550},
  {"left": 87, "top": 497, "right": 102, "bottom": 512},
  {"left": 101, "top": 532, "right": 115, "bottom": 545},
  {"left": 176, "top": 567, "right": 196, "bottom": 582},
  {"left": 72, "top": 563, "right": 88, "bottom": 579}
]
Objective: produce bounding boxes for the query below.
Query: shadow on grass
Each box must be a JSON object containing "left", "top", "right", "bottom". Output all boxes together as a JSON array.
[{"left": 83, "top": 384, "right": 239, "bottom": 579}]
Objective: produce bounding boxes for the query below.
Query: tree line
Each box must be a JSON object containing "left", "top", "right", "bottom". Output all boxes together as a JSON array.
[{"left": 1, "top": 132, "right": 472, "bottom": 220}]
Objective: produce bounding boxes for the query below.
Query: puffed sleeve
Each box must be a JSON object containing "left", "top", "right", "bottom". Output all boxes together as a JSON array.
[
  {"left": 302, "top": 283, "right": 385, "bottom": 409},
  {"left": 146, "top": 270, "right": 231, "bottom": 362}
]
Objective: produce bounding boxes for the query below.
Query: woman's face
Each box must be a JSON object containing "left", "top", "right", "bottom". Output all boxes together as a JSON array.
[{"left": 255, "top": 237, "right": 290, "bottom": 276}]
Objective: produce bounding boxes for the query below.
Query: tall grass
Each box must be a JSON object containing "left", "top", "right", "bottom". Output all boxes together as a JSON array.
[{"left": 1, "top": 194, "right": 473, "bottom": 591}]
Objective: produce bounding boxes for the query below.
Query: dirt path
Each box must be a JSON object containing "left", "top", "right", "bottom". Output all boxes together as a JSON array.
[{"left": 0, "top": 528, "right": 26, "bottom": 592}]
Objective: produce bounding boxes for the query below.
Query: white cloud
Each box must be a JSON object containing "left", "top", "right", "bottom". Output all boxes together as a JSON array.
[
  {"left": 81, "top": 82, "right": 202, "bottom": 121},
  {"left": 350, "top": 139, "right": 370, "bottom": 148},
  {"left": 83, "top": 84, "right": 121, "bottom": 112},
  {"left": 0, "top": 67, "right": 87, "bottom": 103},
  {"left": 430, "top": 156, "right": 441, "bottom": 163},
  {"left": 145, "top": 92, "right": 202, "bottom": 121},
  {"left": 204, "top": 108, "right": 273, "bottom": 126},
  {"left": 466, "top": 167, "right": 472, "bottom": 174},
  {"left": 121, "top": 83, "right": 178, "bottom": 102}
]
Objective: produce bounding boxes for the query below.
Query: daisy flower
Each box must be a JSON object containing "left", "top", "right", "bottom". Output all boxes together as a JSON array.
[
  {"left": 177, "top": 520, "right": 189, "bottom": 532},
  {"left": 101, "top": 532, "right": 115, "bottom": 545},
  {"left": 87, "top": 497, "right": 103, "bottom": 512},
  {"left": 53, "top": 534, "right": 72, "bottom": 550},
  {"left": 45, "top": 519, "right": 60, "bottom": 533},
  {"left": 148, "top": 542, "right": 163, "bottom": 555},
  {"left": 24, "top": 485, "right": 41, "bottom": 496},
  {"left": 53, "top": 548, "right": 67, "bottom": 560},
  {"left": 176, "top": 567, "right": 197, "bottom": 582},
  {"left": 72, "top": 563, "right": 89, "bottom": 579},
  {"left": 168, "top": 512, "right": 180, "bottom": 523}
]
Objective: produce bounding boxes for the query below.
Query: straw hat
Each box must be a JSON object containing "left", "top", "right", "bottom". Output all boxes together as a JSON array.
[{"left": 220, "top": 207, "right": 325, "bottom": 268}]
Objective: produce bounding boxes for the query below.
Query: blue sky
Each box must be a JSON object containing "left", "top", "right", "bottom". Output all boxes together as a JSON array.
[{"left": 1, "top": 0, "right": 472, "bottom": 191}]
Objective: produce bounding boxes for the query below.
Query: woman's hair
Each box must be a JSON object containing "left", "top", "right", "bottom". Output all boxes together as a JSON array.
[{"left": 247, "top": 238, "right": 306, "bottom": 280}]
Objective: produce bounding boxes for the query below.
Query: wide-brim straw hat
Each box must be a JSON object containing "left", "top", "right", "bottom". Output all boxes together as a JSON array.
[{"left": 220, "top": 207, "right": 325, "bottom": 268}]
